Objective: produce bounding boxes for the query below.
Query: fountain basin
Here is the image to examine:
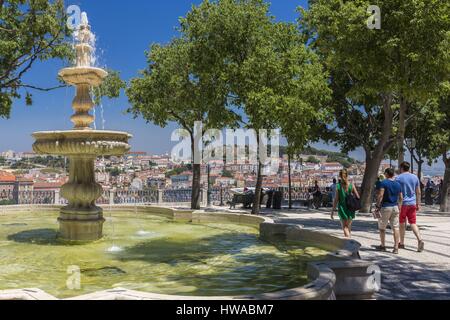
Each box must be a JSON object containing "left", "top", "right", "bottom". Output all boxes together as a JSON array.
[
  {"left": 0, "top": 205, "right": 374, "bottom": 300},
  {"left": 32, "top": 130, "right": 132, "bottom": 157},
  {"left": 0, "top": 206, "right": 356, "bottom": 300},
  {"left": 59, "top": 67, "right": 108, "bottom": 87}
]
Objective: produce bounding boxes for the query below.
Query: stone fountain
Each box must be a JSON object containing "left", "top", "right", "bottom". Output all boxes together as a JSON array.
[{"left": 32, "top": 12, "right": 132, "bottom": 242}]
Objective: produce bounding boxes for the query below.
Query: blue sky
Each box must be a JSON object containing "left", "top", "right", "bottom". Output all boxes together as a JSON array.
[{"left": 0, "top": 0, "right": 444, "bottom": 175}]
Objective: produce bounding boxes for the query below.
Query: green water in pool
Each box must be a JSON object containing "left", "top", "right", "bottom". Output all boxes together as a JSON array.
[{"left": 0, "top": 211, "right": 331, "bottom": 298}]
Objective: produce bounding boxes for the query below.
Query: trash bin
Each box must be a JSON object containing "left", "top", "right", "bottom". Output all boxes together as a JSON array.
[
  {"left": 266, "top": 190, "right": 274, "bottom": 208},
  {"left": 273, "top": 191, "right": 283, "bottom": 210}
]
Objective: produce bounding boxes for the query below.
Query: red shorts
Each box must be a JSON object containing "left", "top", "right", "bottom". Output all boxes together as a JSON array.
[{"left": 400, "top": 205, "right": 417, "bottom": 224}]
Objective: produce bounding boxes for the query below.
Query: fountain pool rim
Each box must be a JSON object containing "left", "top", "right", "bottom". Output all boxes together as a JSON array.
[{"left": 0, "top": 205, "right": 362, "bottom": 300}]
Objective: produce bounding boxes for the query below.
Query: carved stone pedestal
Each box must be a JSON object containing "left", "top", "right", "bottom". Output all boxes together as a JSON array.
[{"left": 59, "top": 156, "right": 104, "bottom": 241}]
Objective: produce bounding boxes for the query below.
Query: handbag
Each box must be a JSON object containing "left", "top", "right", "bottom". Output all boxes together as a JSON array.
[{"left": 345, "top": 185, "right": 361, "bottom": 212}]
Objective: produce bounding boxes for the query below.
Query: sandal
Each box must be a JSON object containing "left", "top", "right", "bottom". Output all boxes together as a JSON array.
[{"left": 375, "top": 245, "right": 387, "bottom": 252}]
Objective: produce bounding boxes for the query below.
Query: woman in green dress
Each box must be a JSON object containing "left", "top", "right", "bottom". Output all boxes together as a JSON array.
[{"left": 331, "top": 169, "right": 360, "bottom": 238}]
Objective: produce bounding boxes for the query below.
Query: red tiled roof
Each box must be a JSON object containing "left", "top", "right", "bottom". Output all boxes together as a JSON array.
[
  {"left": 33, "top": 182, "right": 63, "bottom": 189},
  {"left": 0, "top": 171, "right": 16, "bottom": 182}
]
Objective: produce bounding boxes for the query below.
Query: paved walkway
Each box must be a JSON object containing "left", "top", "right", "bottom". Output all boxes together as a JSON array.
[{"left": 223, "top": 205, "right": 450, "bottom": 300}]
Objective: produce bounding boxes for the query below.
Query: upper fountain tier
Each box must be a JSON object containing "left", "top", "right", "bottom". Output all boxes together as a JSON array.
[{"left": 59, "top": 12, "right": 107, "bottom": 87}]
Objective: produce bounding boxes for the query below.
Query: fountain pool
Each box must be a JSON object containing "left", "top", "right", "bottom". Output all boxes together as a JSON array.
[{"left": 0, "top": 210, "right": 332, "bottom": 299}]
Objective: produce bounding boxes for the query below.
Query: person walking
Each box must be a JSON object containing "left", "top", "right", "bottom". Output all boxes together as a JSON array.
[
  {"left": 330, "top": 178, "right": 337, "bottom": 206},
  {"left": 312, "top": 180, "right": 322, "bottom": 209},
  {"left": 374, "top": 168, "right": 403, "bottom": 254},
  {"left": 397, "top": 162, "right": 425, "bottom": 252},
  {"left": 331, "top": 169, "right": 360, "bottom": 238}
]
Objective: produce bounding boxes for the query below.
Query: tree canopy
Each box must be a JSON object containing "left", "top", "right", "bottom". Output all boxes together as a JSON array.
[
  {"left": 0, "top": 0, "right": 126, "bottom": 119},
  {"left": 299, "top": 0, "right": 450, "bottom": 211},
  {"left": 0, "top": 0, "right": 72, "bottom": 117}
]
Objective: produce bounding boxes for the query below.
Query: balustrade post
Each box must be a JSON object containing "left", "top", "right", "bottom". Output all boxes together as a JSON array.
[
  {"left": 158, "top": 189, "right": 163, "bottom": 204},
  {"left": 109, "top": 188, "right": 115, "bottom": 206},
  {"left": 55, "top": 190, "right": 60, "bottom": 205},
  {"left": 219, "top": 187, "right": 224, "bottom": 207}
]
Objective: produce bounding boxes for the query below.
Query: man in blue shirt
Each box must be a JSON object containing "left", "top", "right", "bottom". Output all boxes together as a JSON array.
[
  {"left": 396, "top": 162, "right": 425, "bottom": 252},
  {"left": 375, "top": 168, "right": 403, "bottom": 254}
]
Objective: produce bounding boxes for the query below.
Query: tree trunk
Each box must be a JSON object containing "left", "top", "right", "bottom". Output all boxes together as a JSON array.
[
  {"left": 412, "top": 152, "right": 424, "bottom": 193},
  {"left": 417, "top": 158, "right": 423, "bottom": 182},
  {"left": 288, "top": 153, "right": 292, "bottom": 209},
  {"left": 190, "top": 135, "right": 201, "bottom": 210},
  {"left": 360, "top": 155, "right": 384, "bottom": 212},
  {"left": 252, "top": 160, "right": 263, "bottom": 215},
  {"left": 191, "top": 164, "right": 201, "bottom": 210},
  {"left": 360, "top": 94, "right": 395, "bottom": 212},
  {"left": 441, "top": 155, "right": 450, "bottom": 213},
  {"left": 397, "top": 97, "right": 408, "bottom": 165}
]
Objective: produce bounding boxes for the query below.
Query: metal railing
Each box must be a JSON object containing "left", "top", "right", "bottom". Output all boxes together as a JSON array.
[{"left": 1, "top": 186, "right": 333, "bottom": 207}]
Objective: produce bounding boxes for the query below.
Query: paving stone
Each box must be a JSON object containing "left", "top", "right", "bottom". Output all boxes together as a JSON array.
[{"left": 269, "top": 208, "right": 450, "bottom": 300}]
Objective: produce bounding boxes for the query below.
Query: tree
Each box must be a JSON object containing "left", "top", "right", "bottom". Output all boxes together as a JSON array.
[
  {"left": 127, "top": 38, "right": 238, "bottom": 210},
  {"left": 379, "top": 0, "right": 449, "bottom": 165},
  {"left": 92, "top": 70, "right": 126, "bottom": 106},
  {"left": 182, "top": 0, "right": 330, "bottom": 214},
  {"left": 0, "top": 0, "right": 72, "bottom": 116},
  {"left": 0, "top": 1, "right": 127, "bottom": 118},
  {"left": 404, "top": 102, "right": 437, "bottom": 183},
  {"left": 418, "top": 94, "right": 450, "bottom": 213},
  {"left": 299, "top": 0, "right": 449, "bottom": 212},
  {"left": 325, "top": 73, "right": 397, "bottom": 212}
]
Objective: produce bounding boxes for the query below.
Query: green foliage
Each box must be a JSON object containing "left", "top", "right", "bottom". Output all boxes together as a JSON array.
[
  {"left": 0, "top": 1, "right": 126, "bottom": 116},
  {"left": 0, "top": 199, "right": 15, "bottom": 206},
  {"left": 306, "top": 156, "right": 320, "bottom": 164},
  {"left": 300, "top": 0, "right": 450, "bottom": 154},
  {"left": 8, "top": 155, "right": 67, "bottom": 170},
  {"left": 92, "top": 70, "right": 126, "bottom": 106},
  {"left": 0, "top": 0, "right": 73, "bottom": 117},
  {"left": 106, "top": 167, "right": 123, "bottom": 177},
  {"left": 40, "top": 167, "right": 63, "bottom": 174},
  {"left": 9, "top": 161, "right": 35, "bottom": 170},
  {"left": 127, "top": 37, "right": 239, "bottom": 135},
  {"left": 127, "top": 0, "right": 329, "bottom": 210},
  {"left": 280, "top": 145, "right": 357, "bottom": 168},
  {"left": 221, "top": 169, "right": 234, "bottom": 178},
  {"left": 415, "top": 96, "right": 450, "bottom": 165},
  {"left": 300, "top": 0, "right": 449, "bottom": 103},
  {"left": 165, "top": 164, "right": 192, "bottom": 178}
]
